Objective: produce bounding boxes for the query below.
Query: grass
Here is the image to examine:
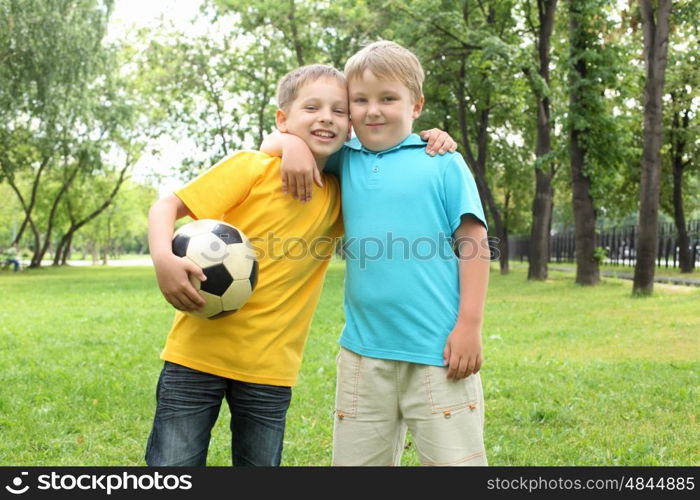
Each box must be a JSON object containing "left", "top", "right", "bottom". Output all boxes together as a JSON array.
[
  {"left": 0, "top": 261, "right": 698, "bottom": 466},
  {"left": 516, "top": 260, "right": 700, "bottom": 281}
]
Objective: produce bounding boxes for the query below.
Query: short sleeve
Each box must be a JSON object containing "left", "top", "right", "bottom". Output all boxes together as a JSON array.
[
  {"left": 443, "top": 153, "right": 488, "bottom": 234},
  {"left": 175, "top": 151, "right": 268, "bottom": 220}
]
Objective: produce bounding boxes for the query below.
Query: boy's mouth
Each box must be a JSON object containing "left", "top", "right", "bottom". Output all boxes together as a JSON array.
[
  {"left": 365, "top": 123, "right": 385, "bottom": 128},
  {"left": 311, "top": 129, "right": 336, "bottom": 139}
]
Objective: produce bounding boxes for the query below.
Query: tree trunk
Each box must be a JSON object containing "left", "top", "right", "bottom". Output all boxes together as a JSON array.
[
  {"left": 673, "top": 163, "right": 692, "bottom": 273},
  {"left": 570, "top": 128, "right": 599, "bottom": 285},
  {"left": 53, "top": 235, "right": 65, "bottom": 266},
  {"left": 288, "top": 0, "right": 305, "bottom": 66},
  {"left": 569, "top": 3, "right": 599, "bottom": 285},
  {"left": 633, "top": 0, "right": 672, "bottom": 295},
  {"left": 529, "top": 166, "right": 554, "bottom": 280},
  {"left": 456, "top": 56, "right": 508, "bottom": 274},
  {"left": 60, "top": 232, "right": 73, "bottom": 265},
  {"left": 35, "top": 162, "right": 81, "bottom": 266},
  {"left": 527, "top": 0, "right": 558, "bottom": 281},
  {"left": 670, "top": 98, "right": 693, "bottom": 273},
  {"left": 4, "top": 153, "right": 53, "bottom": 246}
]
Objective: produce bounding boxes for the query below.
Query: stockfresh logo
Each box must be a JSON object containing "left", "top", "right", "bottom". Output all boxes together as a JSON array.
[{"left": 5, "top": 472, "right": 30, "bottom": 495}]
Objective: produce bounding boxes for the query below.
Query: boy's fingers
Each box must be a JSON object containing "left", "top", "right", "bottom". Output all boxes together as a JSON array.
[
  {"left": 170, "top": 292, "right": 199, "bottom": 312},
  {"left": 166, "top": 294, "right": 185, "bottom": 311},
  {"left": 185, "top": 261, "right": 207, "bottom": 283},
  {"left": 313, "top": 167, "right": 324, "bottom": 188},
  {"left": 304, "top": 173, "right": 313, "bottom": 202},
  {"left": 447, "top": 353, "right": 460, "bottom": 379},
  {"left": 463, "top": 357, "right": 475, "bottom": 378},
  {"left": 474, "top": 353, "right": 482, "bottom": 374},
  {"left": 456, "top": 358, "right": 469, "bottom": 380},
  {"left": 434, "top": 132, "right": 449, "bottom": 155},
  {"left": 182, "top": 286, "right": 205, "bottom": 308},
  {"left": 281, "top": 172, "right": 289, "bottom": 195},
  {"left": 419, "top": 129, "right": 436, "bottom": 155},
  {"left": 289, "top": 175, "right": 299, "bottom": 200},
  {"left": 295, "top": 175, "right": 306, "bottom": 202}
]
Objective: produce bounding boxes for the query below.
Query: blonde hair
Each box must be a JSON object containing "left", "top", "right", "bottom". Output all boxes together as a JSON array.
[
  {"left": 276, "top": 64, "right": 347, "bottom": 112},
  {"left": 344, "top": 41, "right": 424, "bottom": 102}
]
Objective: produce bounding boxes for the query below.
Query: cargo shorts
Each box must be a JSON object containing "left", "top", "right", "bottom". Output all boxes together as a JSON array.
[{"left": 332, "top": 347, "right": 487, "bottom": 466}]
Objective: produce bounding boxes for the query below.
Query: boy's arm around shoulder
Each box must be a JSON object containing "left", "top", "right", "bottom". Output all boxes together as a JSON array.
[
  {"left": 148, "top": 193, "right": 207, "bottom": 312},
  {"left": 260, "top": 131, "right": 322, "bottom": 203},
  {"left": 260, "top": 129, "right": 458, "bottom": 203},
  {"left": 443, "top": 215, "right": 490, "bottom": 380}
]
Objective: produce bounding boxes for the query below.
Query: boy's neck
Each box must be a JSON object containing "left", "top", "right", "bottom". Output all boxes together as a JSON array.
[
  {"left": 314, "top": 155, "right": 327, "bottom": 171},
  {"left": 362, "top": 131, "right": 414, "bottom": 153}
]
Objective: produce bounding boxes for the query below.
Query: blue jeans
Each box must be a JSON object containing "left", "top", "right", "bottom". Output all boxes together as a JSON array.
[{"left": 145, "top": 361, "right": 292, "bottom": 466}]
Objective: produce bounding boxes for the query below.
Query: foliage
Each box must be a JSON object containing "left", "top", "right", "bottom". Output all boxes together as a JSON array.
[{"left": 1, "top": 0, "right": 698, "bottom": 260}]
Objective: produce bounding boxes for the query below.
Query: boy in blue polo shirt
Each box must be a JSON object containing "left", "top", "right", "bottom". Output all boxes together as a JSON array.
[{"left": 263, "top": 41, "right": 489, "bottom": 466}]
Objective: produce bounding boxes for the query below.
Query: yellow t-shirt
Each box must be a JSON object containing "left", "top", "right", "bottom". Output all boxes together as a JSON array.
[{"left": 161, "top": 150, "right": 342, "bottom": 386}]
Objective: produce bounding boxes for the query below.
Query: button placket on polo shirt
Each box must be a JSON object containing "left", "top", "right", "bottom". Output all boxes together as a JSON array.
[{"left": 366, "top": 151, "right": 382, "bottom": 189}]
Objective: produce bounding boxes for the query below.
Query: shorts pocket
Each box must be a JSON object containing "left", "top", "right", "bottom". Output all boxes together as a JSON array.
[
  {"left": 423, "top": 365, "right": 480, "bottom": 414},
  {"left": 334, "top": 348, "right": 361, "bottom": 419}
]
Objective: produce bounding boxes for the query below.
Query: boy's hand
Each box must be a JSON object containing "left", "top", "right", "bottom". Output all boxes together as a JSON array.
[
  {"left": 279, "top": 135, "right": 322, "bottom": 203},
  {"left": 442, "top": 322, "right": 482, "bottom": 380},
  {"left": 153, "top": 253, "right": 208, "bottom": 312},
  {"left": 419, "top": 128, "right": 458, "bottom": 156}
]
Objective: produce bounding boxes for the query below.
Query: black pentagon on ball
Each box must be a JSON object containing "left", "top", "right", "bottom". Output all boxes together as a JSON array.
[
  {"left": 172, "top": 234, "right": 190, "bottom": 258},
  {"left": 249, "top": 260, "right": 259, "bottom": 290},
  {"left": 212, "top": 223, "right": 243, "bottom": 244},
  {"left": 200, "top": 264, "right": 233, "bottom": 296}
]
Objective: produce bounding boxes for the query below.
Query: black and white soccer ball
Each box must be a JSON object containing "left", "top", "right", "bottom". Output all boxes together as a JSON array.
[{"left": 172, "top": 219, "right": 258, "bottom": 319}]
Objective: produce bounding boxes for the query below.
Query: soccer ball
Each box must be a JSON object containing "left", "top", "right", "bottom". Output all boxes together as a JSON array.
[{"left": 172, "top": 219, "right": 258, "bottom": 319}]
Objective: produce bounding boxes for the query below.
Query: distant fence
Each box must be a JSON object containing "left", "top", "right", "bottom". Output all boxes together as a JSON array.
[{"left": 510, "top": 219, "right": 700, "bottom": 268}]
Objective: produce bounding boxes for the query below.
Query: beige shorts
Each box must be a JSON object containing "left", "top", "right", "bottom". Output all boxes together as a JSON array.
[{"left": 332, "top": 347, "right": 487, "bottom": 466}]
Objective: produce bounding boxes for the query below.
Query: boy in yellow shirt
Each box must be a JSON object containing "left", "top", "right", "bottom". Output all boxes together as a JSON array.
[{"left": 145, "top": 64, "right": 454, "bottom": 466}]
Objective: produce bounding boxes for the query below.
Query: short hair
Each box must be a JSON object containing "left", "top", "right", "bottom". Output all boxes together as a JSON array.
[
  {"left": 276, "top": 64, "right": 347, "bottom": 112},
  {"left": 344, "top": 41, "right": 424, "bottom": 102}
]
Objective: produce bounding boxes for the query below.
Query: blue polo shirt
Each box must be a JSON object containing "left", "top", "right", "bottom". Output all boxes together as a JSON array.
[{"left": 329, "top": 133, "right": 487, "bottom": 366}]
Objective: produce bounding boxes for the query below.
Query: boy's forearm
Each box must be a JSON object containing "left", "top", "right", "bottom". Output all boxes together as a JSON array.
[
  {"left": 148, "top": 196, "right": 182, "bottom": 261},
  {"left": 259, "top": 130, "right": 285, "bottom": 157},
  {"left": 455, "top": 222, "right": 490, "bottom": 329}
]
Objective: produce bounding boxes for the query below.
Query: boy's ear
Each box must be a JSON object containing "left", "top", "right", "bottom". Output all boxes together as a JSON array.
[
  {"left": 411, "top": 96, "right": 425, "bottom": 120},
  {"left": 275, "top": 109, "right": 289, "bottom": 133}
]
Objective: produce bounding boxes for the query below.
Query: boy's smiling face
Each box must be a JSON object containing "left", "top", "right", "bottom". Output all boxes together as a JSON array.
[
  {"left": 349, "top": 69, "right": 424, "bottom": 152},
  {"left": 276, "top": 76, "right": 350, "bottom": 167}
]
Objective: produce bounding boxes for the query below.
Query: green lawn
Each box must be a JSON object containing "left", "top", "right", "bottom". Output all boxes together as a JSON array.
[
  {"left": 510, "top": 260, "right": 700, "bottom": 281},
  {"left": 0, "top": 261, "right": 698, "bottom": 466}
]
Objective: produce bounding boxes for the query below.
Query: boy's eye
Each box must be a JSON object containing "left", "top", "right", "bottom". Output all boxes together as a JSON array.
[
  {"left": 334, "top": 109, "right": 348, "bottom": 115},
  {"left": 304, "top": 105, "right": 317, "bottom": 111},
  {"left": 352, "top": 98, "right": 367, "bottom": 103},
  {"left": 382, "top": 96, "right": 397, "bottom": 102}
]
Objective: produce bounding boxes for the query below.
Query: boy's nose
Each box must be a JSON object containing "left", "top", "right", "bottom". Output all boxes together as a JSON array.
[{"left": 319, "top": 111, "right": 333, "bottom": 124}]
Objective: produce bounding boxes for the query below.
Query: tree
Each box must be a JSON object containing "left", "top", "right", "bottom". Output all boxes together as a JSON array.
[
  {"left": 522, "top": 0, "right": 559, "bottom": 281},
  {"left": 633, "top": 0, "right": 672, "bottom": 295},
  {"left": 0, "top": 0, "right": 116, "bottom": 267},
  {"left": 660, "top": 1, "right": 699, "bottom": 273},
  {"left": 566, "top": 0, "right": 628, "bottom": 285},
  {"left": 69, "top": 180, "right": 155, "bottom": 264},
  {"left": 382, "top": 0, "right": 522, "bottom": 274}
]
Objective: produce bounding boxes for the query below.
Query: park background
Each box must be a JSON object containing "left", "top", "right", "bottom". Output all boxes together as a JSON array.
[{"left": 0, "top": 0, "right": 698, "bottom": 465}]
